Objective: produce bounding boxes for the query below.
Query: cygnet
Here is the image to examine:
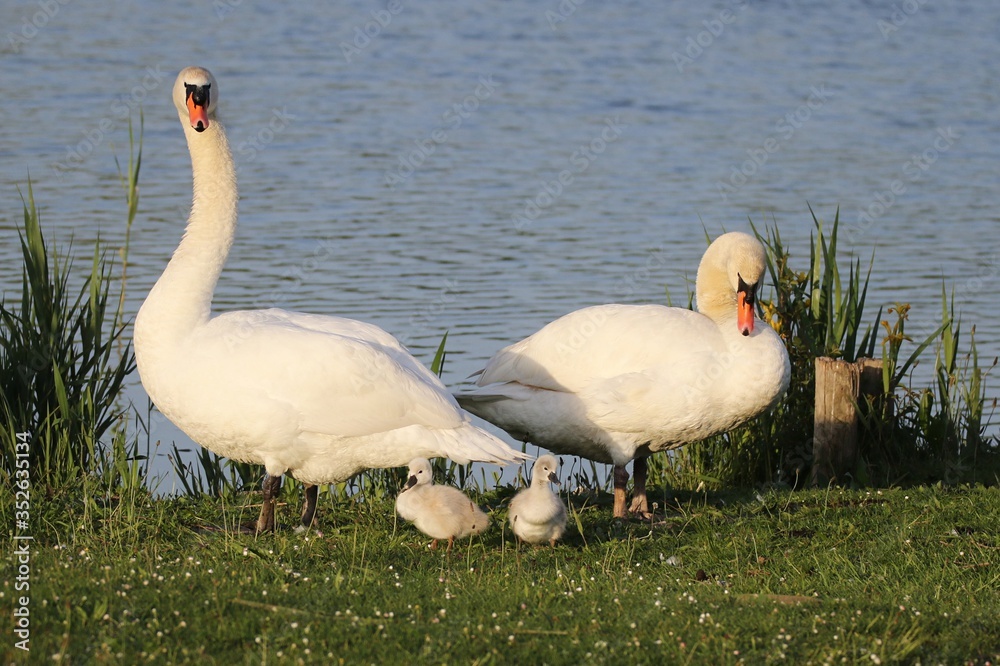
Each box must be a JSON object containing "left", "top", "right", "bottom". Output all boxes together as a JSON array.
[
  {"left": 396, "top": 458, "right": 490, "bottom": 551},
  {"left": 509, "top": 455, "right": 567, "bottom": 547}
]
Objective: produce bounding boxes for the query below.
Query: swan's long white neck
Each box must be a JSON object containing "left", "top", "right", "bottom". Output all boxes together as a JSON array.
[{"left": 136, "top": 117, "right": 238, "bottom": 348}]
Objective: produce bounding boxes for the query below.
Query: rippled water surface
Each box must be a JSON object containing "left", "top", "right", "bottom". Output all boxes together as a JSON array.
[{"left": 2, "top": 0, "right": 998, "bottom": 486}]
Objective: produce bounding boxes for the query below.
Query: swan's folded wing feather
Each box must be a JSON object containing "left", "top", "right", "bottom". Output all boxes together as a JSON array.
[
  {"left": 477, "top": 304, "right": 724, "bottom": 393},
  {"left": 454, "top": 381, "right": 542, "bottom": 405},
  {"left": 226, "top": 308, "right": 408, "bottom": 351},
  {"left": 582, "top": 350, "right": 739, "bottom": 440},
  {"left": 199, "top": 310, "right": 465, "bottom": 438}
]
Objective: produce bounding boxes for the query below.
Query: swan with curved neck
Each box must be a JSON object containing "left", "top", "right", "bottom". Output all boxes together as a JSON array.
[
  {"left": 455, "top": 232, "right": 791, "bottom": 519},
  {"left": 135, "top": 67, "right": 527, "bottom": 532}
]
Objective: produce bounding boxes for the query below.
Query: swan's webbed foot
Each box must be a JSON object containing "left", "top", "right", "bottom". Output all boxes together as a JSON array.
[
  {"left": 627, "top": 456, "right": 651, "bottom": 518},
  {"left": 628, "top": 498, "right": 655, "bottom": 520}
]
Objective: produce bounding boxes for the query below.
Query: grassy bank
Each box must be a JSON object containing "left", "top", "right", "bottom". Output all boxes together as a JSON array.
[{"left": 2, "top": 483, "right": 998, "bottom": 664}]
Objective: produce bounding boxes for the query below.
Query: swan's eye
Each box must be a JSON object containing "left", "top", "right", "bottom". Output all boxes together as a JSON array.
[
  {"left": 184, "top": 82, "right": 211, "bottom": 109},
  {"left": 737, "top": 275, "right": 757, "bottom": 306}
]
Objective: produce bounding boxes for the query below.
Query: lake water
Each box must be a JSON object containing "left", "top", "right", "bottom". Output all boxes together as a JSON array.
[{"left": 2, "top": 0, "right": 997, "bottom": 490}]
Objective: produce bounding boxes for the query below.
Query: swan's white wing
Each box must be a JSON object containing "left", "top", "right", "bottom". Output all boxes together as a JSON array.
[
  {"left": 458, "top": 304, "right": 743, "bottom": 447},
  {"left": 579, "top": 350, "right": 742, "bottom": 439},
  {"left": 197, "top": 309, "right": 464, "bottom": 438},
  {"left": 240, "top": 309, "right": 407, "bottom": 351},
  {"left": 476, "top": 304, "right": 725, "bottom": 392}
]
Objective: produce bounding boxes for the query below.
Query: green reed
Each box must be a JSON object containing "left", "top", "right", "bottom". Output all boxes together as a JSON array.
[{"left": 0, "top": 181, "right": 135, "bottom": 491}]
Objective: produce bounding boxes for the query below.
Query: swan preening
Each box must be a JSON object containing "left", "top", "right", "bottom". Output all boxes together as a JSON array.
[
  {"left": 395, "top": 458, "right": 490, "bottom": 550},
  {"left": 456, "top": 232, "right": 791, "bottom": 519},
  {"left": 509, "top": 455, "right": 567, "bottom": 547},
  {"left": 135, "top": 67, "right": 527, "bottom": 532}
]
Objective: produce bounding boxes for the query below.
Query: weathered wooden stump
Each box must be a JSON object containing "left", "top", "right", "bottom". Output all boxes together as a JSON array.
[{"left": 811, "top": 357, "right": 884, "bottom": 487}]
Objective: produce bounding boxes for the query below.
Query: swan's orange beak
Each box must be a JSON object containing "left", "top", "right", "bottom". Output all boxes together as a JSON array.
[
  {"left": 187, "top": 93, "right": 210, "bottom": 132},
  {"left": 737, "top": 291, "right": 755, "bottom": 336},
  {"left": 737, "top": 277, "right": 756, "bottom": 336}
]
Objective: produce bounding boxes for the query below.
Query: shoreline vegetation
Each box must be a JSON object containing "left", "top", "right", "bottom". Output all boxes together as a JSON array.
[{"left": 2, "top": 139, "right": 997, "bottom": 662}]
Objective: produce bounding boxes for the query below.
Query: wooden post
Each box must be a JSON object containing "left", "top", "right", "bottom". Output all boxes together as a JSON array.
[
  {"left": 856, "top": 358, "right": 884, "bottom": 400},
  {"left": 811, "top": 357, "right": 861, "bottom": 487}
]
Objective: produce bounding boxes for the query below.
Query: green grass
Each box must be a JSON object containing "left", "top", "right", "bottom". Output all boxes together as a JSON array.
[{"left": 2, "top": 483, "right": 998, "bottom": 664}]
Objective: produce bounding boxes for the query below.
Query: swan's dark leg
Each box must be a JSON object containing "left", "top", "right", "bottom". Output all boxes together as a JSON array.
[
  {"left": 300, "top": 484, "right": 318, "bottom": 529},
  {"left": 612, "top": 464, "right": 629, "bottom": 519},
  {"left": 628, "top": 456, "right": 651, "bottom": 517},
  {"left": 256, "top": 474, "right": 283, "bottom": 533}
]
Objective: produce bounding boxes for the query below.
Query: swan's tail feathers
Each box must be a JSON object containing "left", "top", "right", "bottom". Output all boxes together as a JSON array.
[
  {"left": 446, "top": 424, "right": 530, "bottom": 465},
  {"left": 454, "top": 382, "right": 536, "bottom": 409}
]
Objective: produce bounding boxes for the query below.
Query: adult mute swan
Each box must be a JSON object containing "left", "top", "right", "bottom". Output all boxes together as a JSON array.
[
  {"left": 455, "top": 232, "right": 790, "bottom": 519},
  {"left": 509, "top": 454, "right": 567, "bottom": 547},
  {"left": 395, "top": 458, "right": 490, "bottom": 551},
  {"left": 135, "top": 67, "right": 526, "bottom": 532}
]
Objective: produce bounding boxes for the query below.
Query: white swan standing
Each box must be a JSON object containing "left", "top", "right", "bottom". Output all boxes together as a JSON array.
[
  {"left": 135, "top": 67, "right": 526, "bottom": 532},
  {"left": 395, "top": 458, "right": 490, "bottom": 551},
  {"left": 509, "top": 454, "right": 567, "bottom": 547},
  {"left": 456, "top": 232, "right": 791, "bottom": 519}
]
